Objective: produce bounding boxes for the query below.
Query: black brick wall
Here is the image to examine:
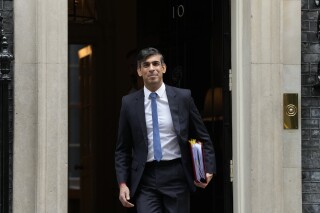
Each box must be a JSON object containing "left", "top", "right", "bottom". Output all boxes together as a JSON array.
[
  {"left": 0, "top": 0, "right": 13, "bottom": 212},
  {"left": 302, "top": 0, "right": 320, "bottom": 212}
]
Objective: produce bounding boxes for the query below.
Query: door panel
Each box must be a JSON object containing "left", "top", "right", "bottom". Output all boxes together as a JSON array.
[
  {"left": 68, "top": 44, "right": 95, "bottom": 213},
  {"left": 137, "top": 0, "right": 232, "bottom": 212}
]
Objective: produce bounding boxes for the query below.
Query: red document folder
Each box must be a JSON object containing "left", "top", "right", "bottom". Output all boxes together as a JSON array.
[{"left": 188, "top": 139, "right": 207, "bottom": 183}]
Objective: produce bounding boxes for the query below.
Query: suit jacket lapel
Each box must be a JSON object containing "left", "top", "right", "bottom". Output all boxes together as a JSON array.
[
  {"left": 166, "top": 85, "right": 180, "bottom": 135},
  {"left": 135, "top": 90, "right": 148, "bottom": 146}
]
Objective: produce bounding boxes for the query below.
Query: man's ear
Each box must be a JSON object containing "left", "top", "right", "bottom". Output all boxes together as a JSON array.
[
  {"left": 137, "top": 67, "right": 142, "bottom": 77},
  {"left": 162, "top": 63, "right": 167, "bottom": 73}
]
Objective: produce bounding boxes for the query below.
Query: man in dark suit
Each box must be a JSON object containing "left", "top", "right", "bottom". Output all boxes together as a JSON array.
[{"left": 115, "top": 47, "right": 216, "bottom": 213}]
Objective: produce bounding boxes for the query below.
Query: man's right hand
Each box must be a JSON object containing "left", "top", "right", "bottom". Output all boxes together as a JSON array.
[{"left": 119, "top": 183, "right": 134, "bottom": 208}]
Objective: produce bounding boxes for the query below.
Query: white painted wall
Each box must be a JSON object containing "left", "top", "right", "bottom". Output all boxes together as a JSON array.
[
  {"left": 232, "top": 0, "right": 302, "bottom": 212},
  {"left": 13, "top": 0, "right": 68, "bottom": 212}
]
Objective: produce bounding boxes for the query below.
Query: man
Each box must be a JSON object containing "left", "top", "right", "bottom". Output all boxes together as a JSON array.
[{"left": 115, "top": 47, "right": 216, "bottom": 213}]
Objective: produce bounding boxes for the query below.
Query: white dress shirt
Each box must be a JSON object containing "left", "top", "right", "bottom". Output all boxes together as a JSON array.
[{"left": 144, "top": 83, "right": 181, "bottom": 162}]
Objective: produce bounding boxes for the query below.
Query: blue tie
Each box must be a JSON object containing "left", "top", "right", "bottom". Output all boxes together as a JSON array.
[{"left": 150, "top": 92, "right": 162, "bottom": 161}]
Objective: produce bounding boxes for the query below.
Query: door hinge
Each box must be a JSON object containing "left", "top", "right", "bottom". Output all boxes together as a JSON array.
[
  {"left": 230, "top": 159, "right": 233, "bottom": 182},
  {"left": 229, "top": 69, "right": 232, "bottom": 91}
]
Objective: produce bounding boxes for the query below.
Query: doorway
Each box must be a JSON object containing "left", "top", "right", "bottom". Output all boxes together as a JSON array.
[{"left": 68, "top": 0, "right": 232, "bottom": 212}]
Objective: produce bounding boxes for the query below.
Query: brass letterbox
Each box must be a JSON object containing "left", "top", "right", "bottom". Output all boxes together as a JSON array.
[{"left": 283, "top": 93, "right": 298, "bottom": 129}]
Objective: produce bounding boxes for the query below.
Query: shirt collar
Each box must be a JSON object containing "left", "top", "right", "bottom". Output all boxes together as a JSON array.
[{"left": 144, "top": 83, "right": 166, "bottom": 99}]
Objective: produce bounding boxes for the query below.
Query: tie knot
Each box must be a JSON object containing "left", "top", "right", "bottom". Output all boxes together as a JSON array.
[{"left": 150, "top": 92, "right": 157, "bottom": 99}]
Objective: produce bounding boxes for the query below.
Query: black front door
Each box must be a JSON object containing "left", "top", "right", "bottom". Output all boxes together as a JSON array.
[{"left": 137, "top": 0, "right": 233, "bottom": 212}]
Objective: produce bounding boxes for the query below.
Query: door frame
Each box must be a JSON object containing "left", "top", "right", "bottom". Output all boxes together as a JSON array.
[
  {"left": 13, "top": 0, "right": 252, "bottom": 212},
  {"left": 231, "top": 0, "right": 251, "bottom": 212}
]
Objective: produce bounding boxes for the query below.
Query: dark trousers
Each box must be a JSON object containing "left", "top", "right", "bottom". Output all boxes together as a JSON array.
[{"left": 135, "top": 158, "right": 190, "bottom": 213}]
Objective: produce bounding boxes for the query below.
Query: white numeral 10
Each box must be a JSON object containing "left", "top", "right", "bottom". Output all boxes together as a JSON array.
[{"left": 172, "top": 5, "right": 185, "bottom": 19}]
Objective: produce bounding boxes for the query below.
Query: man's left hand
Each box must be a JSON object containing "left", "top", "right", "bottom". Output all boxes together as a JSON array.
[{"left": 194, "top": 173, "right": 214, "bottom": 188}]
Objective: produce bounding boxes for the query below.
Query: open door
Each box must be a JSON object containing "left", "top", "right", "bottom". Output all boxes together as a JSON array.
[{"left": 68, "top": 44, "right": 96, "bottom": 213}]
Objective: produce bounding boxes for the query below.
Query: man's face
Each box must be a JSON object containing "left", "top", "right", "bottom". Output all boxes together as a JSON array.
[{"left": 137, "top": 54, "right": 166, "bottom": 91}]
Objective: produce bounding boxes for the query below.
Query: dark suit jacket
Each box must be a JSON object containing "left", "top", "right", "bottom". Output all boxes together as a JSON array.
[{"left": 115, "top": 84, "right": 216, "bottom": 198}]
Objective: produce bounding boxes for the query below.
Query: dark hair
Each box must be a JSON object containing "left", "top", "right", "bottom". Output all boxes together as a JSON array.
[{"left": 136, "top": 47, "right": 165, "bottom": 68}]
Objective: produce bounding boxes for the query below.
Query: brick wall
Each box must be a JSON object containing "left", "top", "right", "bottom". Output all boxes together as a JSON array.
[
  {"left": 302, "top": 0, "right": 320, "bottom": 212},
  {"left": 1, "top": 0, "right": 14, "bottom": 212}
]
